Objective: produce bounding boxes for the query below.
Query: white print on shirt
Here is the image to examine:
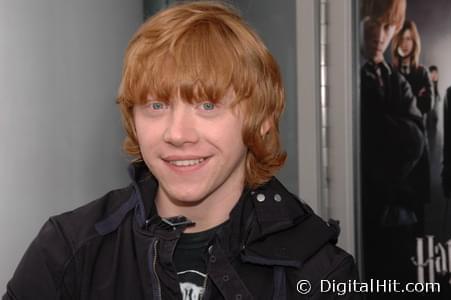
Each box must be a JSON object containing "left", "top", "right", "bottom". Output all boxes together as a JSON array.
[
  {"left": 178, "top": 270, "right": 207, "bottom": 300},
  {"left": 179, "top": 282, "right": 204, "bottom": 300}
]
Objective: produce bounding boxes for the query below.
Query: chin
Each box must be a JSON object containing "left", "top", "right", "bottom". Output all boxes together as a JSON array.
[
  {"left": 170, "top": 194, "right": 206, "bottom": 206},
  {"left": 166, "top": 186, "right": 209, "bottom": 205}
]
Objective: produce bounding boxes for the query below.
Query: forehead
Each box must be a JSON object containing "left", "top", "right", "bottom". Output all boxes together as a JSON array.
[
  {"left": 402, "top": 29, "right": 412, "bottom": 36},
  {"left": 147, "top": 86, "right": 237, "bottom": 106},
  {"left": 365, "top": 15, "right": 395, "bottom": 27},
  {"left": 126, "top": 29, "right": 255, "bottom": 109}
]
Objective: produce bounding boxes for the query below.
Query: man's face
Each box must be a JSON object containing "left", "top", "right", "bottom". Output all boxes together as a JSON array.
[
  {"left": 363, "top": 17, "right": 397, "bottom": 63},
  {"left": 133, "top": 89, "right": 247, "bottom": 205}
]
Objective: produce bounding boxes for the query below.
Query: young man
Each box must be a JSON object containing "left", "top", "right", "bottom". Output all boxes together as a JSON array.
[
  {"left": 4, "top": 2, "right": 358, "bottom": 299},
  {"left": 360, "top": 0, "right": 425, "bottom": 296}
]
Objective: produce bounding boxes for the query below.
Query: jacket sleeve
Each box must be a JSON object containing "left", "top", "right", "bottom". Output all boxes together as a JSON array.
[
  {"left": 295, "top": 245, "right": 362, "bottom": 300},
  {"left": 416, "top": 66, "right": 434, "bottom": 115},
  {"left": 3, "top": 219, "right": 74, "bottom": 300},
  {"left": 317, "top": 255, "right": 362, "bottom": 299},
  {"left": 396, "top": 72, "right": 424, "bottom": 129}
]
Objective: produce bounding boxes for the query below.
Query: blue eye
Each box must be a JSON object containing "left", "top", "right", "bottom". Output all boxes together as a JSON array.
[
  {"left": 151, "top": 102, "right": 165, "bottom": 110},
  {"left": 201, "top": 102, "right": 215, "bottom": 110}
]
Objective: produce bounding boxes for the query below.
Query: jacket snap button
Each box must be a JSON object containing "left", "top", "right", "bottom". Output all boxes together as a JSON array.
[
  {"left": 223, "top": 274, "right": 229, "bottom": 282},
  {"left": 274, "top": 193, "right": 282, "bottom": 202},
  {"left": 210, "top": 255, "right": 216, "bottom": 263},
  {"left": 235, "top": 294, "right": 242, "bottom": 300},
  {"left": 256, "top": 193, "right": 265, "bottom": 202}
]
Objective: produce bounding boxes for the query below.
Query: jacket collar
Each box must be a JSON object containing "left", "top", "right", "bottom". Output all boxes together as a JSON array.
[
  {"left": 97, "top": 162, "right": 340, "bottom": 267},
  {"left": 225, "top": 176, "right": 339, "bottom": 268},
  {"left": 128, "top": 162, "right": 313, "bottom": 235}
]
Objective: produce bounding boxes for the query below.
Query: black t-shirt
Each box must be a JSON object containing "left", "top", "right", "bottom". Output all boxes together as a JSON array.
[{"left": 173, "top": 224, "right": 221, "bottom": 300}]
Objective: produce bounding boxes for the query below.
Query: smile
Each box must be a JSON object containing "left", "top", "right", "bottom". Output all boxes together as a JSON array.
[
  {"left": 168, "top": 158, "right": 205, "bottom": 167},
  {"left": 162, "top": 156, "right": 211, "bottom": 173}
]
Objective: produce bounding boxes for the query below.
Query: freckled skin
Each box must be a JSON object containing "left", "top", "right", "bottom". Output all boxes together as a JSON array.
[{"left": 133, "top": 89, "right": 248, "bottom": 232}]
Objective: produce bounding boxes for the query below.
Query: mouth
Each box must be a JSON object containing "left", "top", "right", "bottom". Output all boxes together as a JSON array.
[
  {"left": 168, "top": 158, "right": 206, "bottom": 167},
  {"left": 162, "top": 156, "right": 211, "bottom": 172}
]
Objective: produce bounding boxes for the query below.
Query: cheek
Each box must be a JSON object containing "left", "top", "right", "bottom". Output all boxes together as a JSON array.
[
  {"left": 134, "top": 117, "right": 161, "bottom": 149},
  {"left": 386, "top": 27, "right": 396, "bottom": 43},
  {"left": 363, "top": 27, "right": 373, "bottom": 43},
  {"left": 205, "top": 117, "right": 245, "bottom": 148}
]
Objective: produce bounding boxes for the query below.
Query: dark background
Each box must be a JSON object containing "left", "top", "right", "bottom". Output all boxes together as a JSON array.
[{"left": 406, "top": 0, "right": 451, "bottom": 240}]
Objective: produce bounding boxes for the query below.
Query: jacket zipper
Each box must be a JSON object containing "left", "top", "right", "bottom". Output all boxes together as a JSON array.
[
  {"left": 201, "top": 245, "right": 214, "bottom": 300},
  {"left": 149, "top": 239, "right": 162, "bottom": 300},
  {"left": 201, "top": 272, "right": 208, "bottom": 300}
]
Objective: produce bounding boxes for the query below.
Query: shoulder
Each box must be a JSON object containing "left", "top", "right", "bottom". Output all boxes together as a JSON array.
[
  {"left": 446, "top": 86, "right": 451, "bottom": 96},
  {"left": 278, "top": 205, "right": 358, "bottom": 296},
  {"left": 413, "top": 65, "right": 431, "bottom": 79},
  {"left": 416, "top": 64, "right": 428, "bottom": 73},
  {"left": 5, "top": 185, "right": 134, "bottom": 298},
  {"left": 48, "top": 185, "right": 134, "bottom": 251},
  {"left": 297, "top": 242, "right": 357, "bottom": 281},
  {"left": 252, "top": 178, "right": 356, "bottom": 272},
  {"left": 22, "top": 185, "right": 135, "bottom": 270}
]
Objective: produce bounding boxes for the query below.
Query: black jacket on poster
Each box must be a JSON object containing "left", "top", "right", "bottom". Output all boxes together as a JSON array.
[
  {"left": 361, "top": 61, "right": 426, "bottom": 219},
  {"left": 399, "top": 65, "right": 434, "bottom": 115},
  {"left": 360, "top": 61, "right": 426, "bottom": 291},
  {"left": 3, "top": 162, "right": 360, "bottom": 300},
  {"left": 442, "top": 87, "right": 451, "bottom": 196},
  {"left": 398, "top": 65, "right": 432, "bottom": 209}
]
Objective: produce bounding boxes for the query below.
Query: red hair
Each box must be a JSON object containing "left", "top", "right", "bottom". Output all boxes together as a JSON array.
[
  {"left": 117, "top": 1, "right": 286, "bottom": 188},
  {"left": 361, "top": 0, "right": 406, "bottom": 32}
]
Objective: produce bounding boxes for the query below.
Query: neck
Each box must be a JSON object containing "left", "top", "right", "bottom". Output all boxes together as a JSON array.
[
  {"left": 401, "top": 56, "right": 411, "bottom": 65},
  {"left": 155, "top": 175, "right": 245, "bottom": 233}
]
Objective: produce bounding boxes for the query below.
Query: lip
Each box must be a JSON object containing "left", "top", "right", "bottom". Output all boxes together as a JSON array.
[
  {"left": 163, "top": 155, "right": 209, "bottom": 161},
  {"left": 162, "top": 155, "right": 211, "bottom": 174}
]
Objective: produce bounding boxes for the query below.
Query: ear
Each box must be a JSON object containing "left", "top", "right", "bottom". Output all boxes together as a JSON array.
[{"left": 260, "top": 117, "right": 272, "bottom": 137}]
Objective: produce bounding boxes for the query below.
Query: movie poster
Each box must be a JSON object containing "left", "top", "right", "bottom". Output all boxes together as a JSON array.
[{"left": 359, "top": 0, "right": 451, "bottom": 298}]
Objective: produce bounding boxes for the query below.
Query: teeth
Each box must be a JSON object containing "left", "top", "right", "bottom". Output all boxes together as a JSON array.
[{"left": 169, "top": 158, "right": 205, "bottom": 167}]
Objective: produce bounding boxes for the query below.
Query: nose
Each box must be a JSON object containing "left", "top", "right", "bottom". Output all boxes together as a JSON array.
[{"left": 163, "top": 103, "right": 199, "bottom": 147}]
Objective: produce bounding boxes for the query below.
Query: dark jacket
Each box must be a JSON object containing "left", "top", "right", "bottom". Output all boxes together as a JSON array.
[
  {"left": 361, "top": 61, "right": 426, "bottom": 219},
  {"left": 4, "top": 163, "right": 360, "bottom": 300},
  {"left": 442, "top": 87, "right": 451, "bottom": 197},
  {"left": 399, "top": 64, "right": 434, "bottom": 115},
  {"left": 360, "top": 61, "right": 426, "bottom": 287},
  {"left": 398, "top": 64, "right": 432, "bottom": 209}
]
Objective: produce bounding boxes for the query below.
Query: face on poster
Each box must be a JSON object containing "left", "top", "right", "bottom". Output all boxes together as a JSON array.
[{"left": 359, "top": 0, "right": 451, "bottom": 295}]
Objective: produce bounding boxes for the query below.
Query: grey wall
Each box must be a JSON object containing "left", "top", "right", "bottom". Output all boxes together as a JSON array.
[
  {"left": 0, "top": 0, "right": 142, "bottom": 289},
  {"left": 232, "top": 0, "right": 299, "bottom": 194},
  {"left": 327, "top": 0, "right": 357, "bottom": 255}
]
